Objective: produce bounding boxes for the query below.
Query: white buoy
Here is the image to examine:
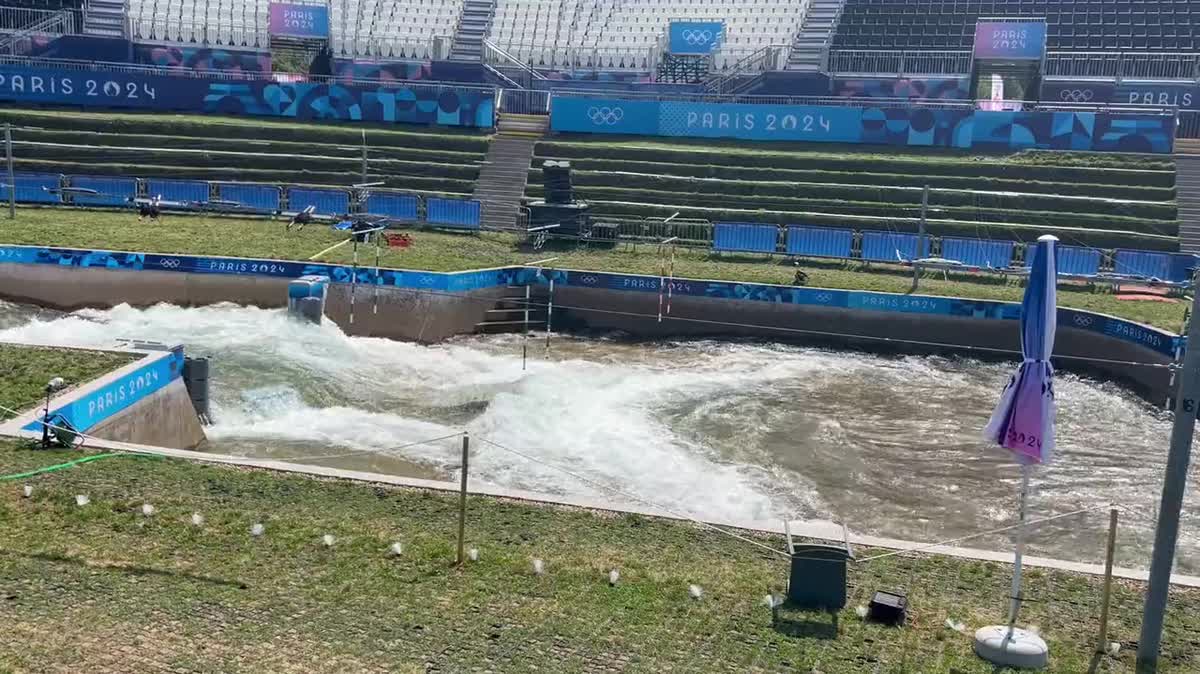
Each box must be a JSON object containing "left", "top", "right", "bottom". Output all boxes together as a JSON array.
[
  {"left": 251, "top": 523, "right": 265, "bottom": 537},
  {"left": 532, "top": 559, "right": 545, "bottom": 576},
  {"left": 973, "top": 626, "right": 1049, "bottom": 669},
  {"left": 75, "top": 494, "right": 89, "bottom": 507},
  {"left": 141, "top": 503, "right": 155, "bottom": 517},
  {"left": 609, "top": 569, "right": 620, "bottom": 586},
  {"left": 191, "top": 513, "right": 204, "bottom": 527},
  {"left": 688, "top": 584, "right": 703, "bottom": 600},
  {"left": 22, "top": 485, "right": 32, "bottom": 498},
  {"left": 322, "top": 534, "right": 335, "bottom": 548},
  {"left": 389, "top": 542, "right": 404, "bottom": 557},
  {"left": 467, "top": 547, "right": 479, "bottom": 562}
]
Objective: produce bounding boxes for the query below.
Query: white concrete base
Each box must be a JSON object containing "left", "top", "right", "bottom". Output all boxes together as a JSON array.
[{"left": 974, "top": 626, "right": 1049, "bottom": 669}]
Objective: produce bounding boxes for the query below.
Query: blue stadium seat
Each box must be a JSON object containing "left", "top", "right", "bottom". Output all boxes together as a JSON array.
[
  {"left": 146, "top": 179, "right": 209, "bottom": 205},
  {"left": 1112, "top": 249, "right": 1172, "bottom": 281},
  {"left": 940, "top": 237, "right": 1015, "bottom": 269},
  {"left": 217, "top": 183, "right": 280, "bottom": 212},
  {"left": 860, "top": 230, "right": 928, "bottom": 263},
  {"left": 11, "top": 173, "right": 62, "bottom": 204},
  {"left": 1056, "top": 245, "right": 1102, "bottom": 278},
  {"left": 363, "top": 192, "right": 420, "bottom": 221},
  {"left": 287, "top": 187, "right": 350, "bottom": 217},
  {"left": 68, "top": 176, "right": 136, "bottom": 207},
  {"left": 426, "top": 197, "right": 481, "bottom": 230},
  {"left": 713, "top": 223, "right": 779, "bottom": 254},
  {"left": 785, "top": 226, "right": 853, "bottom": 259}
]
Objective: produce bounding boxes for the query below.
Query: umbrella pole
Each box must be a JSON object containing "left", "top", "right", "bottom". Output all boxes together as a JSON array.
[{"left": 1006, "top": 463, "right": 1032, "bottom": 635}]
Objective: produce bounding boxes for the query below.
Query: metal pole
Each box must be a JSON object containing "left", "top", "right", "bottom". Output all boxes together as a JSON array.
[
  {"left": 545, "top": 275, "right": 554, "bottom": 356},
  {"left": 1097, "top": 507, "right": 1119, "bottom": 654},
  {"left": 349, "top": 236, "right": 359, "bottom": 326},
  {"left": 456, "top": 433, "right": 470, "bottom": 566},
  {"left": 6, "top": 123, "right": 14, "bottom": 220},
  {"left": 522, "top": 284, "right": 530, "bottom": 371},
  {"left": 1138, "top": 283, "right": 1200, "bottom": 670},
  {"left": 911, "top": 184, "right": 928, "bottom": 293},
  {"left": 360, "top": 129, "right": 368, "bottom": 185},
  {"left": 1006, "top": 463, "right": 1032, "bottom": 634}
]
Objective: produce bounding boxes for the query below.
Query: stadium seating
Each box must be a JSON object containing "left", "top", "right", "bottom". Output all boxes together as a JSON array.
[
  {"left": 832, "top": 0, "right": 1200, "bottom": 52},
  {"left": 490, "top": 0, "right": 809, "bottom": 70},
  {"left": 127, "top": 0, "right": 271, "bottom": 48},
  {"left": 331, "top": 0, "right": 462, "bottom": 59}
]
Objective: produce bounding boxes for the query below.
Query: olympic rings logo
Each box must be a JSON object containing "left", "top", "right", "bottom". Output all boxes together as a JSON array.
[
  {"left": 587, "top": 106, "right": 624, "bottom": 125},
  {"left": 580, "top": 275, "right": 598, "bottom": 285},
  {"left": 682, "top": 29, "right": 713, "bottom": 44},
  {"left": 158, "top": 258, "right": 181, "bottom": 269},
  {"left": 1073, "top": 314, "right": 1094, "bottom": 327},
  {"left": 815, "top": 293, "right": 833, "bottom": 303},
  {"left": 1058, "top": 89, "right": 1095, "bottom": 102}
]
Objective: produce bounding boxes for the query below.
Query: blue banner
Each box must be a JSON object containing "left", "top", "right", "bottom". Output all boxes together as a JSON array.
[
  {"left": 0, "top": 63, "right": 495, "bottom": 128},
  {"left": 550, "top": 96, "right": 662, "bottom": 135},
  {"left": 1041, "top": 80, "right": 1198, "bottom": 110},
  {"left": 658, "top": 102, "right": 863, "bottom": 142},
  {"left": 23, "top": 349, "right": 183, "bottom": 433},
  {"left": 973, "top": 21, "right": 1048, "bottom": 60},
  {"left": 668, "top": 21, "right": 724, "bottom": 55}
]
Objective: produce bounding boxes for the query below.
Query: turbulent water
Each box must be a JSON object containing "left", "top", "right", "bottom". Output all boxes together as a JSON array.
[{"left": 1, "top": 300, "right": 1195, "bottom": 572}]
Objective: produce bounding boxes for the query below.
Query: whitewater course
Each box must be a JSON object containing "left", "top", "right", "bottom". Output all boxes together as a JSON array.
[{"left": 0, "top": 297, "right": 1195, "bottom": 574}]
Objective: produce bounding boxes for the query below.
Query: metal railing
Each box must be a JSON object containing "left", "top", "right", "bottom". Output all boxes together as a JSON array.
[
  {"left": 0, "top": 7, "right": 74, "bottom": 34},
  {"left": 129, "top": 17, "right": 268, "bottom": 50},
  {"left": 1044, "top": 51, "right": 1200, "bottom": 82},
  {"left": 498, "top": 88, "right": 551, "bottom": 115},
  {"left": 331, "top": 35, "right": 437, "bottom": 61},
  {"left": 483, "top": 40, "right": 548, "bottom": 88},
  {"left": 492, "top": 44, "right": 659, "bottom": 72},
  {"left": 549, "top": 88, "right": 977, "bottom": 109},
  {"left": 704, "top": 44, "right": 787, "bottom": 94},
  {"left": 0, "top": 8, "right": 78, "bottom": 55},
  {"left": 826, "top": 49, "right": 974, "bottom": 76}
]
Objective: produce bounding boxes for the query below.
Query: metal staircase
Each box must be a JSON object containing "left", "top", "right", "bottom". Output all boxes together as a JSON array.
[
  {"left": 475, "top": 284, "right": 549, "bottom": 334},
  {"left": 786, "top": 0, "right": 845, "bottom": 71},
  {"left": 1176, "top": 139, "right": 1200, "bottom": 254},
  {"left": 83, "top": 0, "right": 125, "bottom": 37},
  {"left": 450, "top": 0, "right": 495, "bottom": 61},
  {"left": 472, "top": 113, "right": 547, "bottom": 231},
  {"left": 703, "top": 44, "right": 787, "bottom": 94}
]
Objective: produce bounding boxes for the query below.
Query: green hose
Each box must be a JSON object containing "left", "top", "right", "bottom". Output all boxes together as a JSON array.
[{"left": 0, "top": 452, "right": 158, "bottom": 481}]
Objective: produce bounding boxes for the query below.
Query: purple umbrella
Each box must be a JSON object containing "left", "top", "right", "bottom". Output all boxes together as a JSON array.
[{"left": 977, "top": 234, "right": 1058, "bottom": 667}]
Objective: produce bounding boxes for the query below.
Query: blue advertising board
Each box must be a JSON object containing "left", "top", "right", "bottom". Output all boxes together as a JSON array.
[
  {"left": 23, "top": 349, "right": 183, "bottom": 433},
  {"left": 269, "top": 2, "right": 330, "bottom": 38},
  {"left": 0, "top": 63, "right": 495, "bottom": 128},
  {"left": 973, "top": 21, "right": 1048, "bottom": 60},
  {"left": 1041, "top": 80, "right": 1198, "bottom": 109},
  {"left": 668, "top": 21, "right": 724, "bottom": 55}
]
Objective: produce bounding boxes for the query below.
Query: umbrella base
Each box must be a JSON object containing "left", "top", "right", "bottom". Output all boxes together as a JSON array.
[{"left": 974, "top": 626, "right": 1049, "bottom": 669}]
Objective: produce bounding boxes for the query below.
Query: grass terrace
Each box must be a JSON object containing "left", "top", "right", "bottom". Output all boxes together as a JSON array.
[
  {"left": 0, "top": 343, "right": 137, "bottom": 421},
  {"left": 0, "top": 209, "right": 1189, "bottom": 331},
  {"left": 0, "top": 440, "right": 1198, "bottom": 672},
  {"left": 0, "top": 108, "right": 489, "bottom": 198},
  {"left": 530, "top": 135, "right": 1180, "bottom": 252}
]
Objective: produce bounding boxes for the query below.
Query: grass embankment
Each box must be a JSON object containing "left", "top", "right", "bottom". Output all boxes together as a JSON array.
[
  {"left": 0, "top": 108, "right": 489, "bottom": 197},
  {"left": 0, "top": 343, "right": 136, "bottom": 421},
  {"left": 1, "top": 441, "right": 1198, "bottom": 672},
  {"left": 531, "top": 137, "right": 1179, "bottom": 250},
  {"left": 3, "top": 209, "right": 1188, "bottom": 331}
]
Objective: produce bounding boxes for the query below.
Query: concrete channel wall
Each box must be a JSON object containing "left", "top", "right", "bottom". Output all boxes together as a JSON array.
[{"left": 0, "top": 245, "right": 1180, "bottom": 403}]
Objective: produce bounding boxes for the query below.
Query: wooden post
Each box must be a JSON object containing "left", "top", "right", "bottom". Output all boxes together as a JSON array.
[
  {"left": 456, "top": 433, "right": 470, "bottom": 566},
  {"left": 1097, "top": 508, "right": 1119, "bottom": 653}
]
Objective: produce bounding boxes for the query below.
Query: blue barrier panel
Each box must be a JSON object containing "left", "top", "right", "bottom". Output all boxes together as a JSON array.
[
  {"left": 363, "top": 192, "right": 419, "bottom": 221},
  {"left": 940, "top": 237, "right": 1015, "bottom": 269},
  {"left": 668, "top": 21, "right": 724, "bottom": 55},
  {"left": 1056, "top": 245, "right": 1101, "bottom": 278},
  {"left": 12, "top": 172, "right": 62, "bottom": 204},
  {"left": 287, "top": 187, "right": 349, "bottom": 217},
  {"left": 1169, "top": 253, "right": 1200, "bottom": 284},
  {"left": 426, "top": 197, "right": 481, "bottom": 230},
  {"left": 218, "top": 183, "right": 280, "bottom": 212},
  {"left": 1113, "top": 249, "right": 1172, "bottom": 280},
  {"left": 713, "top": 223, "right": 778, "bottom": 254},
  {"left": 657, "top": 101, "right": 863, "bottom": 142},
  {"left": 0, "top": 63, "right": 495, "bottom": 128},
  {"left": 68, "top": 176, "right": 136, "bottom": 207},
  {"left": 785, "top": 226, "right": 853, "bottom": 259},
  {"left": 551, "top": 97, "right": 662, "bottom": 135},
  {"left": 861, "top": 230, "right": 926, "bottom": 262},
  {"left": 146, "top": 179, "right": 208, "bottom": 205}
]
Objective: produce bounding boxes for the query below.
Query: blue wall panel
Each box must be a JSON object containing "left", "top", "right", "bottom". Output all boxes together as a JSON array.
[
  {"left": 287, "top": 187, "right": 349, "bottom": 216},
  {"left": 12, "top": 173, "right": 62, "bottom": 204},
  {"left": 363, "top": 192, "right": 419, "bottom": 220},
  {"left": 785, "top": 226, "right": 853, "bottom": 258},
  {"left": 69, "top": 176, "right": 136, "bottom": 206},
  {"left": 713, "top": 223, "right": 778, "bottom": 253},
  {"left": 146, "top": 179, "right": 209, "bottom": 204},
  {"left": 218, "top": 183, "right": 280, "bottom": 212},
  {"left": 426, "top": 198, "right": 481, "bottom": 229}
]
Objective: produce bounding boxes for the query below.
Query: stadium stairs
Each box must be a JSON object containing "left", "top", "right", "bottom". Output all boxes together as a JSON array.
[
  {"left": 1176, "top": 139, "right": 1200, "bottom": 255},
  {"left": 83, "top": 0, "right": 126, "bottom": 37},
  {"left": 786, "top": 0, "right": 845, "bottom": 71},
  {"left": 450, "top": 0, "right": 497, "bottom": 61},
  {"left": 473, "top": 113, "right": 546, "bottom": 230},
  {"left": 528, "top": 137, "right": 1180, "bottom": 251},
  {"left": 0, "top": 108, "right": 489, "bottom": 201}
]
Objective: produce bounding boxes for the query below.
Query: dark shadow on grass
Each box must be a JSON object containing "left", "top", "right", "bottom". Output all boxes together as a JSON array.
[
  {"left": 13, "top": 550, "right": 248, "bottom": 589},
  {"left": 772, "top": 608, "right": 839, "bottom": 641}
]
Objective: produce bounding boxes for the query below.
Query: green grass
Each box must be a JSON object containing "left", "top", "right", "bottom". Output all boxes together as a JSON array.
[
  {"left": 0, "top": 343, "right": 136, "bottom": 421},
  {"left": 0, "top": 440, "right": 1197, "bottom": 672},
  {"left": 1, "top": 208, "right": 1188, "bottom": 331}
]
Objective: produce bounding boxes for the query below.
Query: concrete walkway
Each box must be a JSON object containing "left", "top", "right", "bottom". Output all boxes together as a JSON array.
[{"left": 8, "top": 429, "right": 1198, "bottom": 589}]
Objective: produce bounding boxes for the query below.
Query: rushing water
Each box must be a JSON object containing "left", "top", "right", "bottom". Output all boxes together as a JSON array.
[{"left": 1, "top": 300, "right": 1194, "bottom": 572}]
